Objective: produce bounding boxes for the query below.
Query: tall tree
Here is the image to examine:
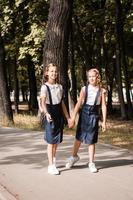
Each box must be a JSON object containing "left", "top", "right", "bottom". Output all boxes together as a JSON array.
[
  {"left": 0, "top": 33, "right": 13, "bottom": 124},
  {"left": 115, "top": 0, "right": 132, "bottom": 119},
  {"left": 115, "top": 0, "right": 133, "bottom": 119},
  {"left": 43, "top": 0, "right": 73, "bottom": 107},
  {"left": 27, "top": 55, "right": 38, "bottom": 113},
  {"left": 69, "top": 18, "right": 77, "bottom": 105},
  {"left": 8, "top": 0, "right": 19, "bottom": 113}
]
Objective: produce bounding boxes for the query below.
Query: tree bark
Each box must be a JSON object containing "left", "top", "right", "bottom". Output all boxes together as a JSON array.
[
  {"left": 0, "top": 33, "right": 13, "bottom": 124},
  {"left": 69, "top": 18, "right": 77, "bottom": 105},
  {"left": 27, "top": 55, "right": 38, "bottom": 113},
  {"left": 102, "top": 40, "right": 115, "bottom": 115},
  {"left": 115, "top": 0, "right": 132, "bottom": 119},
  {"left": 73, "top": 15, "right": 92, "bottom": 69},
  {"left": 43, "top": 0, "right": 73, "bottom": 108},
  {"left": 115, "top": 0, "right": 133, "bottom": 119},
  {"left": 115, "top": 44, "right": 126, "bottom": 119},
  {"left": 12, "top": 57, "right": 19, "bottom": 113}
]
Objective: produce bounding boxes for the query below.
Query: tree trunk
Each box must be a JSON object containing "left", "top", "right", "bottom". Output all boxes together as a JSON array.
[
  {"left": 115, "top": 0, "right": 131, "bottom": 119},
  {"left": 27, "top": 55, "right": 38, "bottom": 114},
  {"left": 74, "top": 43, "right": 87, "bottom": 85},
  {"left": 122, "top": 41, "right": 133, "bottom": 119},
  {"left": 0, "top": 33, "right": 13, "bottom": 124},
  {"left": 43, "top": 0, "right": 73, "bottom": 108},
  {"left": 115, "top": 0, "right": 133, "bottom": 119},
  {"left": 103, "top": 44, "right": 114, "bottom": 115},
  {"left": 115, "top": 44, "right": 127, "bottom": 119},
  {"left": 74, "top": 15, "right": 92, "bottom": 69},
  {"left": 69, "top": 19, "right": 77, "bottom": 105},
  {"left": 8, "top": 0, "right": 19, "bottom": 113},
  {"left": 12, "top": 57, "right": 19, "bottom": 113}
]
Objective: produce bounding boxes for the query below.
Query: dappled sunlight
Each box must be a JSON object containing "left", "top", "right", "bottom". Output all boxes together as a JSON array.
[
  {"left": 0, "top": 128, "right": 132, "bottom": 170},
  {"left": 13, "top": 114, "right": 42, "bottom": 131}
]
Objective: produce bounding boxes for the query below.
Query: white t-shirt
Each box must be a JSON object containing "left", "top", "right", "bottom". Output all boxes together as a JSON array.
[
  {"left": 82, "top": 84, "right": 101, "bottom": 105},
  {"left": 40, "top": 83, "right": 63, "bottom": 105}
]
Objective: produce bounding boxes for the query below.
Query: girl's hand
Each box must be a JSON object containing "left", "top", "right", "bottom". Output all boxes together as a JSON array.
[
  {"left": 68, "top": 118, "right": 75, "bottom": 128},
  {"left": 101, "top": 122, "right": 106, "bottom": 132},
  {"left": 45, "top": 112, "right": 52, "bottom": 122}
]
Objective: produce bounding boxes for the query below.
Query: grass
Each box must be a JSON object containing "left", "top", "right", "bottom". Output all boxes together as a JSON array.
[
  {"left": 1, "top": 113, "right": 133, "bottom": 151},
  {"left": 13, "top": 113, "right": 42, "bottom": 131},
  {"left": 99, "top": 119, "right": 133, "bottom": 151},
  {"left": 65, "top": 119, "right": 133, "bottom": 151}
]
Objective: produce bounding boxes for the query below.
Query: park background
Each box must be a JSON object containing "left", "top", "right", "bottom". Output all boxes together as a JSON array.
[{"left": 0, "top": 0, "right": 133, "bottom": 150}]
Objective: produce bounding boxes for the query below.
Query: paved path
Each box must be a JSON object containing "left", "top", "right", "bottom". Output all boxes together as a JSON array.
[{"left": 0, "top": 127, "right": 133, "bottom": 200}]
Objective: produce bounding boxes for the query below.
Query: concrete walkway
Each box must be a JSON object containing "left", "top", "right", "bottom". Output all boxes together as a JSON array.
[{"left": 0, "top": 127, "right": 133, "bottom": 200}]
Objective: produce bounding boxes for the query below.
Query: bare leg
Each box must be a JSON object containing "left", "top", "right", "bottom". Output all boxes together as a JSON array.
[
  {"left": 53, "top": 144, "right": 58, "bottom": 157},
  {"left": 88, "top": 144, "right": 97, "bottom": 172},
  {"left": 53, "top": 144, "right": 58, "bottom": 163},
  {"left": 47, "top": 144, "right": 59, "bottom": 175},
  {"left": 72, "top": 139, "right": 81, "bottom": 156},
  {"left": 88, "top": 144, "right": 95, "bottom": 163},
  {"left": 47, "top": 144, "right": 53, "bottom": 165}
]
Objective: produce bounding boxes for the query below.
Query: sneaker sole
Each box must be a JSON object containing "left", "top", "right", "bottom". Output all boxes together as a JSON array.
[{"left": 48, "top": 171, "right": 60, "bottom": 175}]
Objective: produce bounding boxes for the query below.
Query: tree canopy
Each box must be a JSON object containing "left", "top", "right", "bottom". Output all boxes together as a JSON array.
[{"left": 0, "top": 0, "right": 133, "bottom": 122}]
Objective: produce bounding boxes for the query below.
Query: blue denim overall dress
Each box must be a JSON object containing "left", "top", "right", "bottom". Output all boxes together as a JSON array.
[
  {"left": 44, "top": 85, "right": 64, "bottom": 144},
  {"left": 76, "top": 85, "right": 100, "bottom": 144}
]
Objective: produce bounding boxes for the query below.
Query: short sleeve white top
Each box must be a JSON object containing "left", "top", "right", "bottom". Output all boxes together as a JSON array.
[
  {"left": 82, "top": 84, "right": 101, "bottom": 105},
  {"left": 40, "top": 83, "right": 63, "bottom": 105}
]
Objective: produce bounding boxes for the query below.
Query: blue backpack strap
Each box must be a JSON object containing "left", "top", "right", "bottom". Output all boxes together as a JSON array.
[{"left": 45, "top": 84, "right": 53, "bottom": 105}]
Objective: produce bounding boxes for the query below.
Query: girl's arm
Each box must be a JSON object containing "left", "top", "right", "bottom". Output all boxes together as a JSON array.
[
  {"left": 40, "top": 96, "right": 47, "bottom": 114},
  {"left": 38, "top": 97, "right": 44, "bottom": 113},
  {"left": 68, "top": 88, "right": 84, "bottom": 128},
  {"left": 40, "top": 96, "right": 52, "bottom": 122},
  {"left": 61, "top": 100, "right": 70, "bottom": 121},
  {"left": 101, "top": 88, "right": 107, "bottom": 132},
  {"left": 72, "top": 87, "right": 84, "bottom": 119}
]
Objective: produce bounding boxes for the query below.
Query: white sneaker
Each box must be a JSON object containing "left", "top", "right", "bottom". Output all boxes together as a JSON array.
[
  {"left": 48, "top": 165, "right": 59, "bottom": 175},
  {"left": 66, "top": 155, "right": 80, "bottom": 169},
  {"left": 88, "top": 162, "right": 98, "bottom": 173}
]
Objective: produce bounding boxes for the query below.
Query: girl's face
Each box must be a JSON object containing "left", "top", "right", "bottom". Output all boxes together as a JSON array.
[
  {"left": 47, "top": 66, "right": 58, "bottom": 82},
  {"left": 87, "top": 71, "right": 97, "bottom": 86}
]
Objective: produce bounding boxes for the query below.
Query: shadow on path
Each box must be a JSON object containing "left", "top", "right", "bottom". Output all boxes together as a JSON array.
[{"left": 0, "top": 127, "right": 133, "bottom": 170}]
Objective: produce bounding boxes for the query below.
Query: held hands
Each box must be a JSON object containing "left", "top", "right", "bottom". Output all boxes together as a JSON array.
[{"left": 68, "top": 117, "right": 75, "bottom": 128}]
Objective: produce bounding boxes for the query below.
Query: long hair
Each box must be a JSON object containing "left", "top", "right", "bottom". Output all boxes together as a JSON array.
[{"left": 42, "top": 63, "right": 59, "bottom": 84}]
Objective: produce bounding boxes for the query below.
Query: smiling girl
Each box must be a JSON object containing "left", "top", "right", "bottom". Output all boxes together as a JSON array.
[
  {"left": 40, "top": 63, "right": 70, "bottom": 175},
  {"left": 66, "top": 68, "right": 107, "bottom": 173}
]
